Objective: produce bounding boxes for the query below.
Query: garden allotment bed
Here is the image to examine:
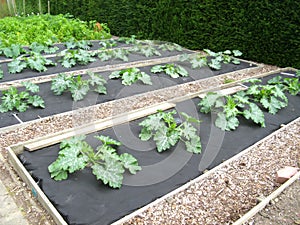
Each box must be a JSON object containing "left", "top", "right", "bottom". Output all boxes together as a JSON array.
[{"left": 0, "top": 39, "right": 299, "bottom": 225}]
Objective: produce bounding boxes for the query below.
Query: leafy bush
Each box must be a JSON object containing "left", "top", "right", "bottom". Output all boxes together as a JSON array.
[{"left": 0, "top": 14, "right": 111, "bottom": 46}]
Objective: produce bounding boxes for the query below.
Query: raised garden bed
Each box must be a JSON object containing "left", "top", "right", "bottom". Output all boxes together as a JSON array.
[
  {"left": 0, "top": 42, "right": 256, "bottom": 129},
  {"left": 6, "top": 70, "right": 299, "bottom": 225}
]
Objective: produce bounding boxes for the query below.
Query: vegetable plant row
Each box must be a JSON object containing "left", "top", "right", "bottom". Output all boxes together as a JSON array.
[
  {"left": 47, "top": 73, "right": 300, "bottom": 188},
  {"left": 0, "top": 37, "right": 244, "bottom": 81}
]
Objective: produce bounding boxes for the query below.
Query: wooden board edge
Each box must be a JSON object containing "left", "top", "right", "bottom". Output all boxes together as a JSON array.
[
  {"left": 13, "top": 102, "right": 175, "bottom": 153},
  {"left": 232, "top": 170, "right": 300, "bottom": 225},
  {"left": 6, "top": 146, "right": 68, "bottom": 225},
  {"left": 111, "top": 116, "right": 300, "bottom": 225}
]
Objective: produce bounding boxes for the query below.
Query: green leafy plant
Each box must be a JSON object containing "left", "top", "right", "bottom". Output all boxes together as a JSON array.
[
  {"left": 0, "top": 44, "right": 26, "bottom": 58},
  {"left": 51, "top": 72, "right": 107, "bottom": 101},
  {"left": 204, "top": 49, "right": 242, "bottom": 70},
  {"left": 0, "top": 81, "right": 44, "bottom": 113},
  {"left": 246, "top": 81, "right": 288, "bottom": 114},
  {"left": 267, "top": 76, "right": 300, "bottom": 96},
  {"left": 0, "top": 14, "right": 111, "bottom": 46},
  {"left": 65, "top": 38, "right": 92, "bottom": 50},
  {"left": 199, "top": 91, "right": 265, "bottom": 131},
  {"left": 109, "top": 68, "right": 152, "bottom": 85},
  {"left": 130, "top": 44, "right": 161, "bottom": 57},
  {"left": 151, "top": 64, "right": 189, "bottom": 78},
  {"left": 98, "top": 48, "right": 129, "bottom": 62},
  {"left": 118, "top": 35, "right": 138, "bottom": 44},
  {"left": 7, "top": 53, "right": 56, "bottom": 73},
  {"left": 198, "top": 76, "right": 298, "bottom": 131},
  {"left": 158, "top": 42, "right": 183, "bottom": 51},
  {"left": 99, "top": 39, "right": 118, "bottom": 49},
  {"left": 58, "top": 49, "right": 96, "bottom": 68},
  {"left": 139, "top": 110, "right": 201, "bottom": 153},
  {"left": 29, "top": 41, "right": 59, "bottom": 54},
  {"left": 48, "top": 135, "right": 141, "bottom": 189}
]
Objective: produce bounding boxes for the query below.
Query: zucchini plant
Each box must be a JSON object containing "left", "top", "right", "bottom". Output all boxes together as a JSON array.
[
  {"left": 139, "top": 110, "right": 202, "bottom": 153},
  {"left": 58, "top": 49, "right": 96, "bottom": 68},
  {"left": 7, "top": 53, "right": 56, "bottom": 73},
  {"left": 0, "top": 81, "right": 44, "bottom": 113},
  {"left": 0, "top": 44, "right": 26, "bottom": 58},
  {"left": 51, "top": 71, "right": 107, "bottom": 101},
  {"left": 29, "top": 41, "right": 59, "bottom": 54},
  {"left": 158, "top": 42, "right": 183, "bottom": 52},
  {"left": 99, "top": 39, "right": 118, "bottom": 49},
  {"left": 65, "top": 38, "right": 93, "bottom": 50},
  {"left": 48, "top": 135, "right": 141, "bottom": 189},
  {"left": 118, "top": 35, "right": 138, "bottom": 44},
  {"left": 130, "top": 44, "right": 161, "bottom": 57},
  {"left": 198, "top": 76, "right": 299, "bottom": 131},
  {"left": 204, "top": 49, "right": 242, "bottom": 70},
  {"left": 109, "top": 68, "right": 152, "bottom": 86},
  {"left": 151, "top": 64, "right": 189, "bottom": 78},
  {"left": 98, "top": 48, "right": 129, "bottom": 62}
]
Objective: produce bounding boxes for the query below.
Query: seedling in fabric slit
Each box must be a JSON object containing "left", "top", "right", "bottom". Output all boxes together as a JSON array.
[
  {"left": 48, "top": 135, "right": 141, "bottom": 189},
  {"left": 0, "top": 81, "right": 45, "bottom": 113},
  {"left": 151, "top": 63, "right": 189, "bottom": 78},
  {"left": 51, "top": 71, "right": 107, "bottom": 101},
  {"left": 109, "top": 67, "right": 152, "bottom": 86},
  {"left": 139, "top": 110, "right": 202, "bottom": 153}
]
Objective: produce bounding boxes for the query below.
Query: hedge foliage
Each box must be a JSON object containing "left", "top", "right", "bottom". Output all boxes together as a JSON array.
[{"left": 23, "top": 0, "right": 300, "bottom": 68}]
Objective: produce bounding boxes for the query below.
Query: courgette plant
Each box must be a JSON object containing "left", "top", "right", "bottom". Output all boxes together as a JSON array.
[
  {"left": 58, "top": 49, "right": 96, "bottom": 68},
  {"left": 0, "top": 44, "right": 26, "bottom": 58},
  {"left": 109, "top": 67, "right": 152, "bottom": 86},
  {"left": 158, "top": 42, "right": 183, "bottom": 52},
  {"left": 48, "top": 135, "right": 141, "bottom": 189},
  {"left": 29, "top": 41, "right": 59, "bottom": 54},
  {"left": 139, "top": 110, "right": 202, "bottom": 153},
  {"left": 98, "top": 48, "right": 129, "bottom": 62},
  {"left": 151, "top": 64, "right": 189, "bottom": 78},
  {"left": 7, "top": 53, "right": 56, "bottom": 73},
  {"left": 99, "top": 39, "right": 118, "bottom": 49},
  {"left": 204, "top": 49, "right": 242, "bottom": 70},
  {"left": 0, "top": 81, "right": 45, "bottom": 113},
  {"left": 51, "top": 71, "right": 107, "bottom": 101},
  {"left": 198, "top": 76, "right": 300, "bottom": 131},
  {"left": 65, "top": 38, "right": 92, "bottom": 50},
  {"left": 130, "top": 44, "right": 161, "bottom": 57}
]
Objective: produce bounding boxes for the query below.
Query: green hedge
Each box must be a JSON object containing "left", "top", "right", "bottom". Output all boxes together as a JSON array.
[{"left": 32, "top": 0, "right": 300, "bottom": 68}]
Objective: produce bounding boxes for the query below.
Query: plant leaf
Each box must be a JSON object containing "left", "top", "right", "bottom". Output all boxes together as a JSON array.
[
  {"left": 92, "top": 158, "right": 125, "bottom": 188},
  {"left": 243, "top": 103, "right": 265, "bottom": 127},
  {"left": 120, "top": 153, "right": 141, "bottom": 174}
]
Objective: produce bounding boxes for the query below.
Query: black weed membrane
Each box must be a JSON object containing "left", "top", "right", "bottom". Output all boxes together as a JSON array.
[{"left": 19, "top": 72, "right": 299, "bottom": 224}]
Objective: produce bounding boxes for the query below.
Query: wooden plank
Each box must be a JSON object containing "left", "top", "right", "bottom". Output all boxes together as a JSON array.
[
  {"left": 198, "top": 84, "right": 247, "bottom": 98},
  {"left": 22, "top": 102, "right": 175, "bottom": 152},
  {"left": 233, "top": 171, "right": 300, "bottom": 225},
  {"left": 7, "top": 146, "right": 68, "bottom": 225}
]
